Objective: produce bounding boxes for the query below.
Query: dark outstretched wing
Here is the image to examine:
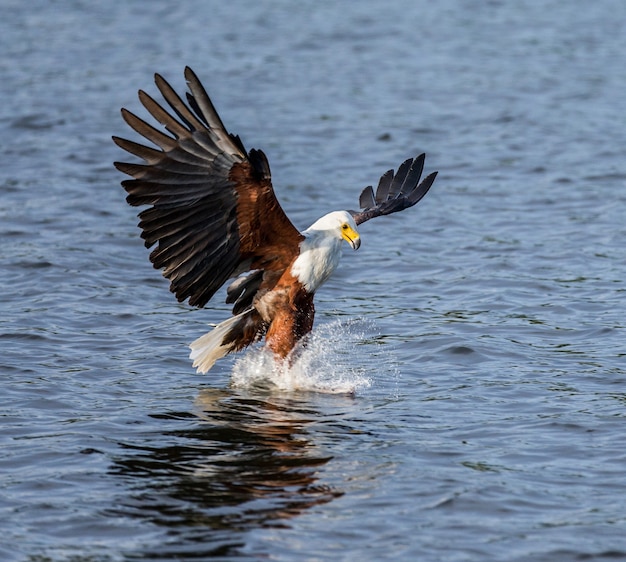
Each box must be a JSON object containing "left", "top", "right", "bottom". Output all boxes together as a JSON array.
[
  {"left": 350, "top": 154, "right": 437, "bottom": 226},
  {"left": 113, "top": 67, "right": 303, "bottom": 308}
]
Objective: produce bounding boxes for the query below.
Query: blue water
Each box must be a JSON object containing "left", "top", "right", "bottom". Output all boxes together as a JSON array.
[{"left": 1, "top": 1, "right": 626, "bottom": 560}]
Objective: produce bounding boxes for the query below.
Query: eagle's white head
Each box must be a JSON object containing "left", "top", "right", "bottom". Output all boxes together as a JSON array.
[
  {"left": 291, "top": 210, "right": 361, "bottom": 292},
  {"left": 304, "top": 210, "right": 361, "bottom": 250}
]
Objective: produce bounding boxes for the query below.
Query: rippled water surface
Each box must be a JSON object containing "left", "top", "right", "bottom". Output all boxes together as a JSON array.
[{"left": 2, "top": 1, "right": 626, "bottom": 560}]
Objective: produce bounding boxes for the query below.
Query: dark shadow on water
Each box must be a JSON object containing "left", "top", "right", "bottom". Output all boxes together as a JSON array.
[{"left": 108, "top": 388, "right": 344, "bottom": 559}]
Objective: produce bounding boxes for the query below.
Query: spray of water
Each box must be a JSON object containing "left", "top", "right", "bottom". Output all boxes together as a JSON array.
[{"left": 230, "top": 318, "right": 376, "bottom": 394}]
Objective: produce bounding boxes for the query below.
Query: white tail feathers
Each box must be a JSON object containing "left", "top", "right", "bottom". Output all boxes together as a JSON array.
[{"left": 189, "top": 313, "right": 245, "bottom": 373}]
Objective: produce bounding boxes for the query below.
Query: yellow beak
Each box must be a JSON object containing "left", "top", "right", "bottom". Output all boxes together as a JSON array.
[{"left": 342, "top": 226, "right": 361, "bottom": 250}]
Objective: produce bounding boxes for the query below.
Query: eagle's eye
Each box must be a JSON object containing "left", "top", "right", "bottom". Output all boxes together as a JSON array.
[{"left": 342, "top": 224, "right": 349, "bottom": 230}]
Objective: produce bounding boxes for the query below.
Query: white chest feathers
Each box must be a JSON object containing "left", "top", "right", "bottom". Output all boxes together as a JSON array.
[{"left": 290, "top": 233, "right": 343, "bottom": 293}]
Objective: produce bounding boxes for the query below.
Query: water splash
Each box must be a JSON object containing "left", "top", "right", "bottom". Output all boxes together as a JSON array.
[{"left": 230, "top": 318, "right": 375, "bottom": 394}]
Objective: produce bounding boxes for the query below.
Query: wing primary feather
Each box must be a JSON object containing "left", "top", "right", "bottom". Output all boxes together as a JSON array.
[
  {"left": 387, "top": 158, "right": 413, "bottom": 199},
  {"left": 399, "top": 154, "right": 425, "bottom": 196},
  {"left": 374, "top": 170, "right": 394, "bottom": 204},
  {"left": 359, "top": 185, "right": 375, "bottom": 209},
  {"left": 183, "top": 66, "right": 229, "bottom": 134},
  {"left": 112, "top": 136, "right": 162, "bottom": 163},
  {"left": 154, "top": 73, "right": 207, "bottom": 132},
  {"left": 138, "top": 90, "right": 190, "bottom": 140},
  {"left": 407, "top": 171, "right": 438, "bottom": 205},
  {"left": 120, "top": 108, "right": 177, "bottom": 151}
]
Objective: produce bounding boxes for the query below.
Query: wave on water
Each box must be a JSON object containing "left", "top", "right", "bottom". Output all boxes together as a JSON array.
[{"left": 230, "top": 318, "right": 376, "bottom": 394}]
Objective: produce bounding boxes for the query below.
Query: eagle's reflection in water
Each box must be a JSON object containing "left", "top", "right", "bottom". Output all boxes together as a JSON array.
[{"left": 110, "top": 388, "right": 345, "bottom": 558}]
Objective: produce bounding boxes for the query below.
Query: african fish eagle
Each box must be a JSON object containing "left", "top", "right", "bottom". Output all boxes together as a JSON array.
[{"left": 113, "top": 67, "right": 437, "bottom": 373}]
